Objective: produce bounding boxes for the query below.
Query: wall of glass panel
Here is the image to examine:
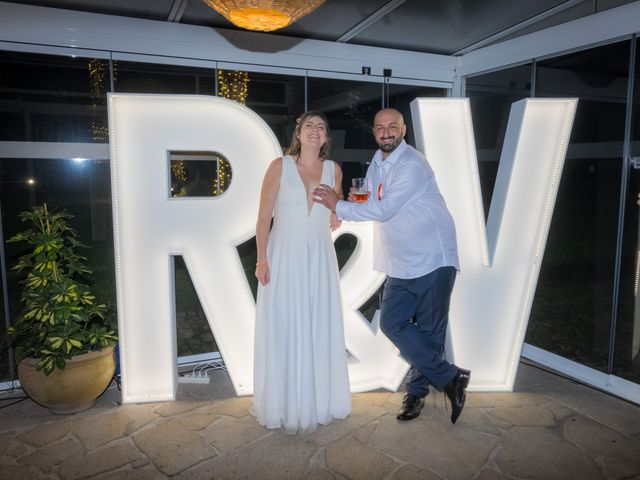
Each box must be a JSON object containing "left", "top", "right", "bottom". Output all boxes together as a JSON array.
[
  {"left": 238, "top": 70, "right": 305, "bottom": 146},
  {"left": 0, "top": 48, "right": 447, "bottom": 385},
  {"left": 614, "top": 40, "right": 640, "bottom": 385},
  {"left": 466, "top": 38, "right": 639, "bottom": 391},
  {"left": 0, "top": 51, "right": 110, "bottom": 143},
  {"left": 532, "top": 41, "right": 630, "bottom": 374},
  {"left": 114, "top": 60, "right": 216, "bottom": 95}
]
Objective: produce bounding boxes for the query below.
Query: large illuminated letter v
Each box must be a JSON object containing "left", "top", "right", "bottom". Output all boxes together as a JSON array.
[{"left": 411, "top": 98, "right": 577, "bottom": 391}]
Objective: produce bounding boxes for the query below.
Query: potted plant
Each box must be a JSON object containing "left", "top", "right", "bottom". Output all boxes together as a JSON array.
[{"left": 4, "top": 203, "right": 117, "bottom": 414}]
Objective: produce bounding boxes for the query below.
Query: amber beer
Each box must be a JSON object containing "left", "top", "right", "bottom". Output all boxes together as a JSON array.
[
  {"left": 352, "top": 177, "right": 369, "bottom": 203},
  {"left": 354, "top": 191, "right": 370, "bottom": 202}
]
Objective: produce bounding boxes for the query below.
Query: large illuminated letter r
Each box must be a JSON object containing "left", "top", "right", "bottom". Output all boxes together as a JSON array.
[{"left": 108, "top": 95, "right": 281, "bottom": 403}]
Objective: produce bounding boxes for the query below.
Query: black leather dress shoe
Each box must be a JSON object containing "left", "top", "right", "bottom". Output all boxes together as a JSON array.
[
  {"left": 396, "top": 393, "right": 425, "bottom": 421},
  {"left": 444, "top": 368, "right": 471, "bottom": 424}
]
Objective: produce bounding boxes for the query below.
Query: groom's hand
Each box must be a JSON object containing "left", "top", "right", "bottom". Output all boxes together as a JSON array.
[{"left": 313, "top": 184, "right": 339, "bottom": 213}]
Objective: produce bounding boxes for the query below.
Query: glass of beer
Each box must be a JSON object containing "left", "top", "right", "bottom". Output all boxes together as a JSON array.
[{"left": 352, "top": 177, "right": 369, "bottom": 203}]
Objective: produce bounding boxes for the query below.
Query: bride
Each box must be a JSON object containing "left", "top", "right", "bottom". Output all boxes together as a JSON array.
[{"left": 251, "top": 111, "right": 351, "bottom": 434}]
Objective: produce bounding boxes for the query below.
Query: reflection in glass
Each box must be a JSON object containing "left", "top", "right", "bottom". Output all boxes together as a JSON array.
[
  {"left": 528, "top": 40, "right": 630, "bottom": 373},
  {"left": 170, "top": 152, "right": 232, "bottom": 198}
]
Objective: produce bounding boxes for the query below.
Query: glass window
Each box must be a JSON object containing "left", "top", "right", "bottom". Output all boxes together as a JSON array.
[
  {"left": 527, "top": 40, "right": 631, "bottom": 373},
  {"left": 0, "top": 156, "right": 227, "bottom": 368},
  {"left": 217, "top": 69, "right": 305, "bottom": 148},
  {"left": 0, "top": 158, "right": 116, "bottom": 381},
  {"left": 308, "top": 76, "right": 381, "bottom": 194},
  {"left": 387, "top": 83, "right": 447, "bottom": 148},
  {"left": 174, "top": 256, "right": 217, "bottom": 357},
  {"left": 614, "top": 40, "right": 640, "bottom": 385},
  {"left": 466, "top": 64, "right": 533, "bottom": 218},
  {"left": 0, "top": 51, "right": 110, "bottom": 143},
  {"left": 0, "top": 268, "right": 10, "bottom": 383},
  {"left": 113, "top": 60, "right": 215, "bottom": 95}
]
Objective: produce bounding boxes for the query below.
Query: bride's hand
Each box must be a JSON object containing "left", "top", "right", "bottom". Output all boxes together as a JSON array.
[{"left": 255, "top": 260, "right": 270, "bottom": 285}]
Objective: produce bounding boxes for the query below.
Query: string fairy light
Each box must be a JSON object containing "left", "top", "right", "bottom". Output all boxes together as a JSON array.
[
  {"left": 88, "top": 58, "right": 110, "bottom": 142},
  {"left": 218, "top": 69, "right": 249, "bottom": 105}
]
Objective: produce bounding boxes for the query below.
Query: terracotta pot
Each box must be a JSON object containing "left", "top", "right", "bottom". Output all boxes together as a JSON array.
[{"left": 18, "top": 346, "right": 116, "bottom": 414}]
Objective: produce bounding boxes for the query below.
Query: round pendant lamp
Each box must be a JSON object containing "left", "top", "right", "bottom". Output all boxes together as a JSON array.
[{"left": 203, "top": 0, "right": 326, "bottom": 32}]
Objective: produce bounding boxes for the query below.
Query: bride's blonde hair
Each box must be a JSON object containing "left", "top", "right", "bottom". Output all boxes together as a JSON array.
[{"left": 286, "top": 111, "right": 332, "bottom": 160}]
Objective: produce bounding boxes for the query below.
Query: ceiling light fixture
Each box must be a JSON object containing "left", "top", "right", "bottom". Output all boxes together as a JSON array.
[{"left": 203, "top": 0, "right": 325, "bottom": 32}]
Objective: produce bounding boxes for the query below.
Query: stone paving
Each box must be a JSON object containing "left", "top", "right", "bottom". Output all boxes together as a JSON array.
[{"left": 1, "top": 361, "right": 639, "bottom": 480}]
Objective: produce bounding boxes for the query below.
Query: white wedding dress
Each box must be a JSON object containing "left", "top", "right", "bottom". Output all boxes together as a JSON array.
[{"left": 252, "top": 155, "right": 351, "bottom": 434}]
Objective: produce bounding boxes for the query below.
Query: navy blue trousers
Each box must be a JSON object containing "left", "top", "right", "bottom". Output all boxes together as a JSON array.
[{"left": 380, "top": 266, "right": 458, "bottom": 397}]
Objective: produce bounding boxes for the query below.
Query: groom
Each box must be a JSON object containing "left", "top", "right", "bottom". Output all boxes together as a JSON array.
[{"left": 313, "top": 108, "right": 470, "bottom": 424}]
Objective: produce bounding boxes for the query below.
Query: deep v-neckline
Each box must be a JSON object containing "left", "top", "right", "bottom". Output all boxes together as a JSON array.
[{"left": 292, "top": 156, "right": 325, "bottom": 216}]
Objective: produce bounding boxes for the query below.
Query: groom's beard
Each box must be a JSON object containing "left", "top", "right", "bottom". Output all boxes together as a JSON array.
[{"left": 378, "top": 136, "right": 402, "bottom": 153}]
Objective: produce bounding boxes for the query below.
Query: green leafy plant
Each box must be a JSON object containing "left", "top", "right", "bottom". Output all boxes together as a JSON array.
[{"left": 5, "top": 204, "right": 117, "bottom": 375}]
